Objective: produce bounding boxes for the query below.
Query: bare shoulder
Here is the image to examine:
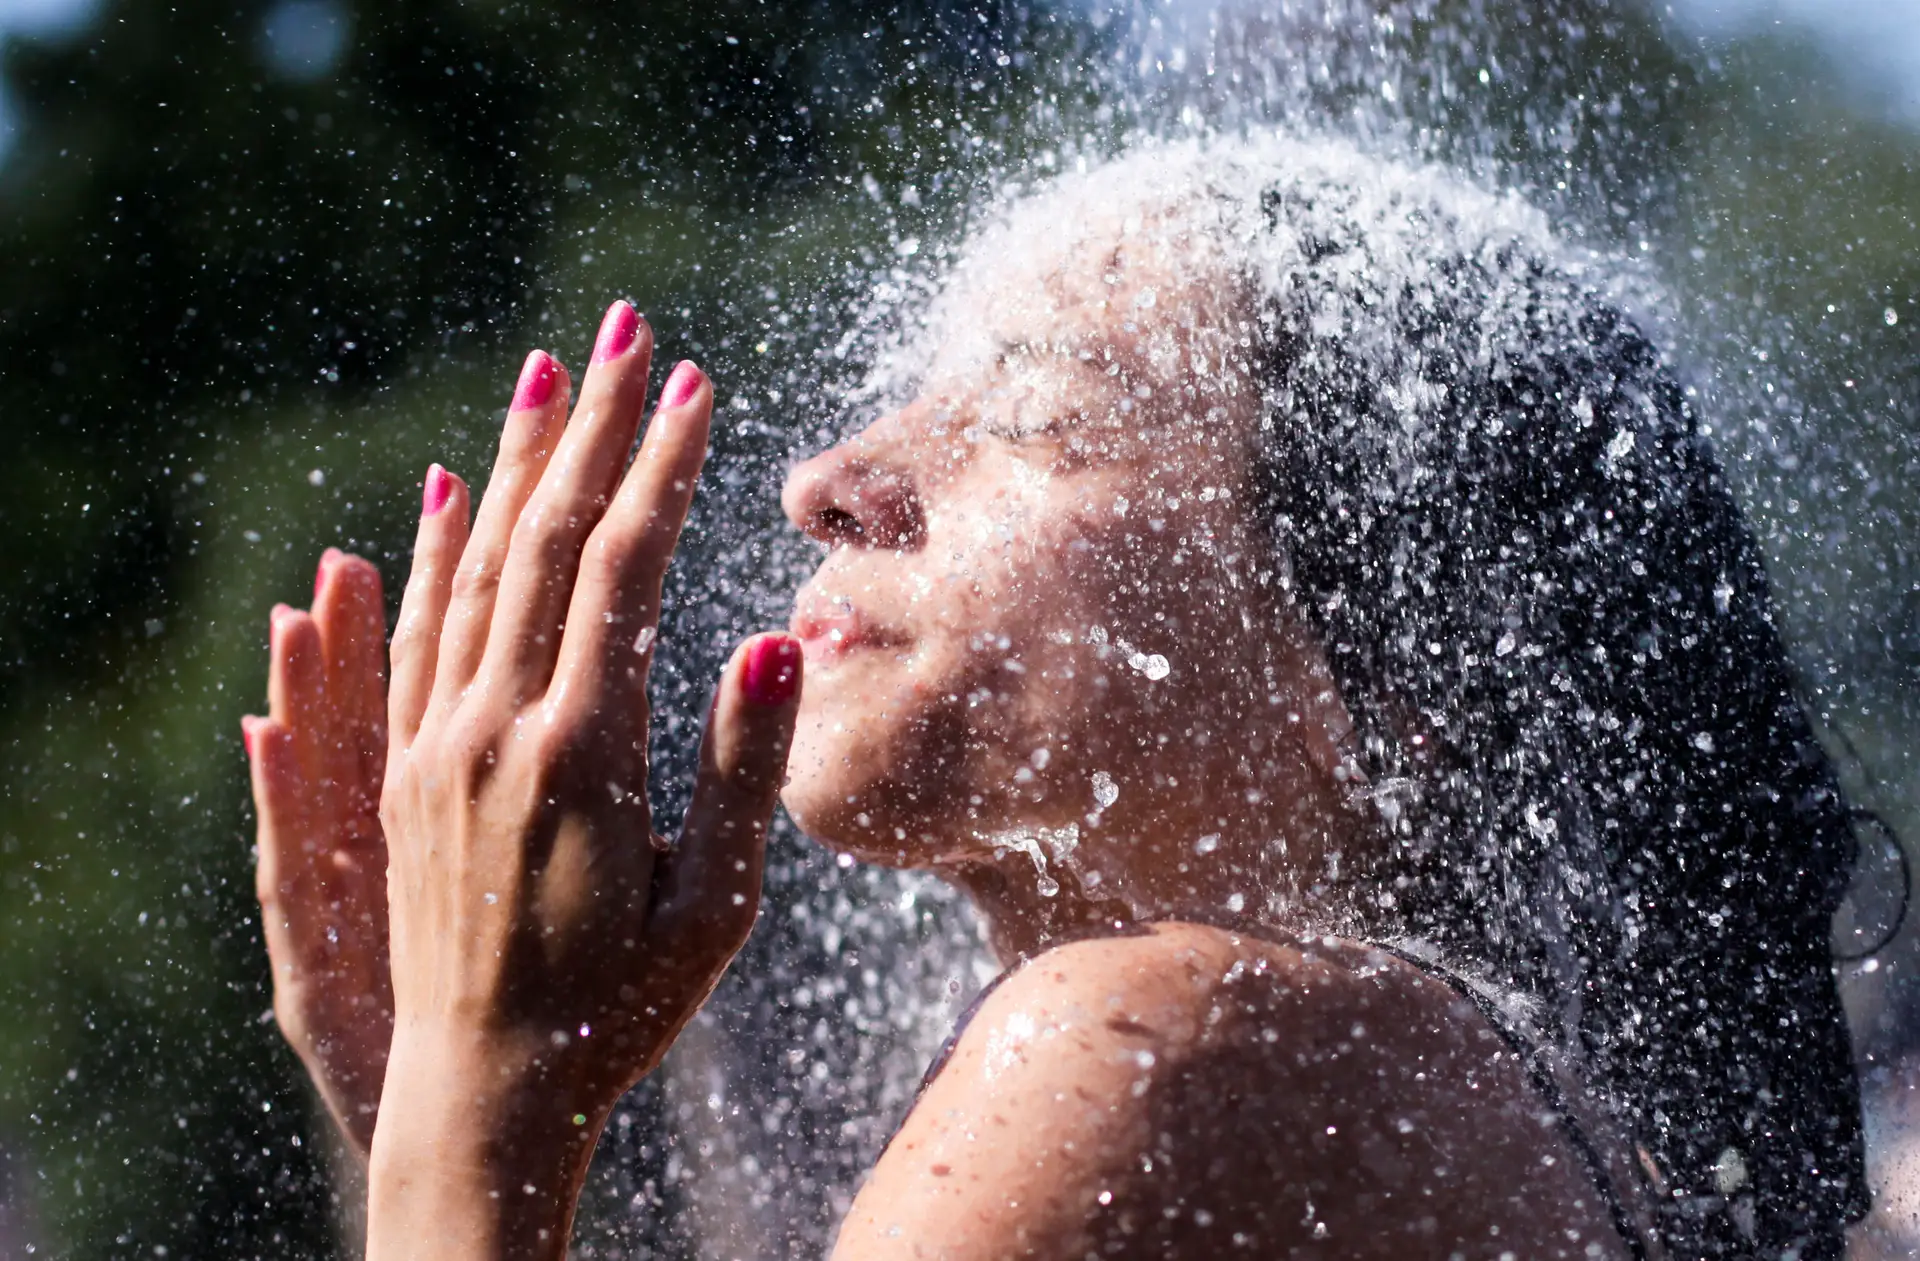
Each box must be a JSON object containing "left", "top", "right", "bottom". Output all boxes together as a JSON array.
[{"left": 834, "top": 923, "right": 1628, "bottom": 1261}]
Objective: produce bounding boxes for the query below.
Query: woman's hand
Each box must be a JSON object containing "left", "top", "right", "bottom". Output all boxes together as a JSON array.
[
  {"left": 243, "top": 550, "right": 394, "bottom": 1156},
  {"left": 364, "top": 302, "right": 801, "bottom": 1261}
]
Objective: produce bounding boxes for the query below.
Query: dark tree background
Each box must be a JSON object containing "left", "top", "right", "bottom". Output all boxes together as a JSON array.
[{"left": 0, "top": 1, "right": 1913, "bottom": 1256}]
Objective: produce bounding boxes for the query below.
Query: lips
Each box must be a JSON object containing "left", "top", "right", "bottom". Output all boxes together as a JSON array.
[{"left": 790, "top": 586, "right": 910, "bottom": 661}]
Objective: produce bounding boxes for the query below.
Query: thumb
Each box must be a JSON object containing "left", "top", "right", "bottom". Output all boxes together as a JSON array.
[{"left": 646, "top": 633, "right": 801, "bottom": 974}]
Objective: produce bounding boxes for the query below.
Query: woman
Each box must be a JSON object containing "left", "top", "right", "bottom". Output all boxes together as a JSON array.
[{"left": 243, "top": 138, "right": 1867, "bottom": 1258}]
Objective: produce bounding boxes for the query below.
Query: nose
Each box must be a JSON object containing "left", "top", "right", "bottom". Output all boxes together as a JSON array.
[{"left": 781, "top": 422, "right": 928, "bottom": 550}]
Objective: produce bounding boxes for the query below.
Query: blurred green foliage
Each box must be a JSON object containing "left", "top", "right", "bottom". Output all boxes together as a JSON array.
[
  {"left": 0, "top": 1, "right": 1079, "bottom": 1253},
  {"left": 0, "top": 0, "right": 1913, "bottom": 1256}
]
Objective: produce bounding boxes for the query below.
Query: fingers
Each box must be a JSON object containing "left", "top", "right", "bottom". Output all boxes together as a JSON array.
[
  {"left": 244, "top": 715, "right": 307, "bottom": 960},
  {"left": 313, "top": 548, "right": 389, "bottom": 839},
  {"left": 388, "top": 465, "right": 471, "bottom": 749},
  {"left": 482, "top": 300, "right": 655, "bottom": 699},
  {"left": 267, "top": 605, "right": 328, "bottom": 786},
  {"left": 648, "top": 634, "right": 801, "bottom": 973},
  {"left": 432, "top": 350, "right": 572, "bottom": 705},
  {"left": 549, "top": 359, "right": 712, "bottom": 714}
]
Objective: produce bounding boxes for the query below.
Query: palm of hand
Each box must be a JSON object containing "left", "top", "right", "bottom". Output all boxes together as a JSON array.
[{"left": 244, "top": 551, "right": 395, "bottom": 1156}]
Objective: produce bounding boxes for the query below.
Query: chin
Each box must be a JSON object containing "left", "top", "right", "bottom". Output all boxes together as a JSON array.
[
  {"left": 781, "top": 642, "right": 1076, "bottom": 868},
  {"left": 779, "top": 683, "right": 993, "bottom": 869},
  {"left": 780, "top": 732, "right": 950, "bottom": 868}
]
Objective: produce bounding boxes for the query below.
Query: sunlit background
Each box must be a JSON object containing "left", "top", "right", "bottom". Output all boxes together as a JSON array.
[{"left": 0, "top": 0, "right": 1915, "bottom": 1256}]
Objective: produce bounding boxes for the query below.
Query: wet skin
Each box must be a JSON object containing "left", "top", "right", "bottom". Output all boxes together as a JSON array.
[{"left": 245, "top": 212, "right": 1629, "bottom": 1258}]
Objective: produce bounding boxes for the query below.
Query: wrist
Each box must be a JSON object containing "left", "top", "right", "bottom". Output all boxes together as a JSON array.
[{"left": 366, "top": 1030, "right": 611, "bottom": 1261}]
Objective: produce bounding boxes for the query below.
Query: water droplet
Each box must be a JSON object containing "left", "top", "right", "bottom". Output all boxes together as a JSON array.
[
  {"left": 1128, "top": 651, "right": 1170, "bottom": 680},
  {"left": 1886, "top": 307, "right": 1900, "bottom": 326}
]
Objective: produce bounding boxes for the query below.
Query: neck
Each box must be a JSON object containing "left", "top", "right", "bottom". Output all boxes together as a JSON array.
[{"left": 942, "top": 765, "right": 1369, "bottom": 965}]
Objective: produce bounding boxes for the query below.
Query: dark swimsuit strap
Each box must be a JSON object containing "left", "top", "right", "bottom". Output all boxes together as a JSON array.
[
  {"left": 902, "top": 931, "right": 1666, "bottom": 1260},
  {"left": 1366, "top": 940, "right": 1666, "bottom": 1261}
]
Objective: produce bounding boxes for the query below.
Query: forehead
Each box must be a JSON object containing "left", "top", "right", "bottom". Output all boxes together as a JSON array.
[{"left": 923, "top": 199, "right": 1230, "bottom": 382}]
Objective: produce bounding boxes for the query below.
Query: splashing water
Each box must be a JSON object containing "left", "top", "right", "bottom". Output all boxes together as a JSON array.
[
  {"left": 462, "top": 6, "right": 1917, "bottom": 1257},
  {"left": 982, "top": 824, "right": 1082, "bottom": 899},
  {"left": 2, "top": 0, "right": 1911, "bottom": 1254}
]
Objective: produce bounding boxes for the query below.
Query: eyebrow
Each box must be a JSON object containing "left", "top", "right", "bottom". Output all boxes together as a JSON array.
[{"left": 993, "top": 336, "right": 1101, "bottom": 368}]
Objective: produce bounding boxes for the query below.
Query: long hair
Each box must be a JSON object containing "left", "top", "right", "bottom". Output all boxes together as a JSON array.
[
  {"left": 876, "top": 135, "right": 1867, "bottom": 1256},
  {"left": 1233, "top": 141, "right": 1866, "bottom": 1257}
]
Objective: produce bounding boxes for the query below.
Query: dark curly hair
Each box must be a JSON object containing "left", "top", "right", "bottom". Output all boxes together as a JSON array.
[{"left": 1240, "top": 146, "right": 1866, "bottom": 1258}]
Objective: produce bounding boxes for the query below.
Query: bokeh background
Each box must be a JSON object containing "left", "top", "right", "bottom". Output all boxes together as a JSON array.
[{"left": 0, "top": 0, "right": 1915, "bottom": 1256}]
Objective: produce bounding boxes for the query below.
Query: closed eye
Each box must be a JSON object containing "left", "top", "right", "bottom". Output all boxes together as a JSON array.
[{"left": 980, "top": 410, "right": 1074, "bottom": 442}]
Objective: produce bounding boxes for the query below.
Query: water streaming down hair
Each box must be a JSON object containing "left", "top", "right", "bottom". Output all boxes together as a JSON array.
[{"left": 887, "top": 137, "right": 1866, "bottom": 1258}]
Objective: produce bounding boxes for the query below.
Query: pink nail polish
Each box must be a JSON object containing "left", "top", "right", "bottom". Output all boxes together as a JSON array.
[
  {"left": 241, "top": 719, "right": 256, "bottom": 759},
  {"left": 659, "top": 360, "right": 703, "bottom": 409},
  {"left": 742, "top": 635, "right": 801, "bottom": 706},
  {"left": 423, "top": 463, "right": 453, "bottom": 517},
  {"left": 511, "top": 349, "right": 558, "bottom": 411},
  {"left": 593, "top": 300, "right": 642, "bottom": 365}
]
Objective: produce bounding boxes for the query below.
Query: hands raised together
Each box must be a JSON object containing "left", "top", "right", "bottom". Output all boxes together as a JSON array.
[{"left": 244, "top": 303, "right": 801, "bottom": 1254}]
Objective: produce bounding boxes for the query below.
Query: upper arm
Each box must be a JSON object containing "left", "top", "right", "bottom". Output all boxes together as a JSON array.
[{"left": 832, "top": 925, "right": 1627, "bottom": 1261}]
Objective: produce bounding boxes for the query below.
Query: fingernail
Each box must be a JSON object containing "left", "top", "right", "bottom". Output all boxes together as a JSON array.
[
  {"left": 742, "top": 634, "right": 802, "bottom": 706},
  {"left": 241, "top": 718, "right": 256, "bottom": 759},
  {"left": 423, "top": 463, "right": 453, "bottom": 517},
  {"left": 659, "top": 360, "right": 703, "bottom": 409},
  {"left": 511, "top": 349, "right": 558, "bottom": 411},
  {"left": 592, "top": 300, "right": 641, "bottom": 365}
]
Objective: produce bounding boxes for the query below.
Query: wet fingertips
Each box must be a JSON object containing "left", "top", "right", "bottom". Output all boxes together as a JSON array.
[
  {"left": 314, "top": 548, "right": 340, "bottom": 601},
  {"left": 422, "top": 463, "right": 454, "bottom": 517},
  {"left": 512, "top": 349, "right": 559, "bottom": 411},
  {"left": 660, "top": 360, "right": 704, "bottom": 409},
  {"left": 742, "top": 635, "right": 802, "bottom": 706},
  {"left": 592, "top": 299, "right": 641, "bottom": 365}
]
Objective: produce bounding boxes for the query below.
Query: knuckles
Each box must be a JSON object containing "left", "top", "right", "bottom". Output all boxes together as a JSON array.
[
  {"left": 578, "top": 524, "right": 638, "bottom": 588},
  {"left": 385, "top": 691, "right": 642, "bottom": 836},
  {"left": 507, "top": 498, "right": 581, "bottom": 562},
  {"left": 447, "top": 554, "right": 504, "bottom": 605}
]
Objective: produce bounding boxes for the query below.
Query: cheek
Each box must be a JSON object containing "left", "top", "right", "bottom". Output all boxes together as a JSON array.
[{"left": 920, "top": 520, "right": 1131, "bottom": 749}]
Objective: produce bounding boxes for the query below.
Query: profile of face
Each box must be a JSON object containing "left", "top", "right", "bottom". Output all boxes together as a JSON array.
[{"left": 778, "top": 202, "right": 1353, "bottom": 889}]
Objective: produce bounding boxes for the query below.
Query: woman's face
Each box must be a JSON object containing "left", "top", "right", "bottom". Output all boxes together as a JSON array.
[{"left": 779, "top": 216, "right": 1329, "bottom": 870}]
